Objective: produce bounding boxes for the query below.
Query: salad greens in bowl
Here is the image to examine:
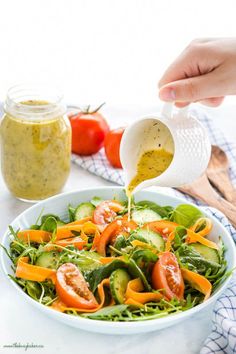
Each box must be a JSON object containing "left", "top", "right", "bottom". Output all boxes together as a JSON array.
[{"left": 1, "top": 187, "right": 235, "bottom": 334}]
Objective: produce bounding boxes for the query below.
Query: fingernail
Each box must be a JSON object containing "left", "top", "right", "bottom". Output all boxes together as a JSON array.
[{"left": 159, "top": 87, "right": 176, "bottom": 101}]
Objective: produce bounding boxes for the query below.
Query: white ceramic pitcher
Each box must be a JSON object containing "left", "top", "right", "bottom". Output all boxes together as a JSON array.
[{"left": 120, "top": 103, "right": 211, "bottom": 193}]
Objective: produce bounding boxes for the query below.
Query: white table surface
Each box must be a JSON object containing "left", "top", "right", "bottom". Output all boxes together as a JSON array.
[{"left": 1, "top": 104, "right": 236, "bottom": 354}]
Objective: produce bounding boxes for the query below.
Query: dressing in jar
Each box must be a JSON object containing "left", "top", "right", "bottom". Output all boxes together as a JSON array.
[{"left": 0, "top": 84, "right": 71, "bottom": 201}]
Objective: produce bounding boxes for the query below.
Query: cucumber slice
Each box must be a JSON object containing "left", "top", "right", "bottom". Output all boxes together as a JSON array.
[
  {"left": 35, "top": 251, "right": 60, "bottom": 269},
  {"left": 131, "top": 208, "right": 161, "bottom": 224},
  {"left": 190, "top": 243, "right": 220, "bottom": 264},
  {"left": 74, "top": 202, "right": 95, "bottom": 220},
  {"left": 130, "top": 229, "right": 165, "bottom": 251},
  {"left": 110, "top": 269, "right": 131, "bottom": 304}
]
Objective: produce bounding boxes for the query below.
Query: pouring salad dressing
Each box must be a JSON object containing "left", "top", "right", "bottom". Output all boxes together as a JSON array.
[
  {"left": 124, "top": 116, "right": 175, "bottom": 219},
  {"left": 124, "top": 120, "right": 175, "bottom": 220},
  {"left": 121, "top": 103, "right": 212, "bottom": 221},
  {"left": 127, "top": 148, "right": 174, "bottom": 195},
  {"left": 126, "top": 148, "right": 174, "bottom": 219}
]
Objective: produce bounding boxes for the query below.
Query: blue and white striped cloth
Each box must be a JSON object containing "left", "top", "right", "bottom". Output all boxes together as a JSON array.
[{"left": 72, "top": 107, "right": 236, "bottom": 354}]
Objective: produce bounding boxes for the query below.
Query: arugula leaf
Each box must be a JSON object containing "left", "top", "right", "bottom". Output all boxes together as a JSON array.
[
  {"left": 79, "top": 298, "right": 186, "bottom": 322},
  {"left": 173, "top": 226, "right": 187, "bottom": 249},
  {"left": 26, "top": 281, "right": 42, "bottom": 300},
  {"left": 68, "top": 205, "right": 76, "bottom": 222},
  {"left": 8, "top": 225, "right": 19, "bottom": 238},
  {"left": 113, "top": 235, "right": 129, "bottom": 251},
  {"left": 0, "top": 243, "right": 14, "bottom": 262},
  {"left": 172, "top": 204, "right": 203, "bottom": 227},
  {"left": 82, "top": 305, "right": 128, "bottom": 319}
]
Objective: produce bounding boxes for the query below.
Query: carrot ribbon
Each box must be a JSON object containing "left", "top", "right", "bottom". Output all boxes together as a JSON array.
[
  {"left": 15, "top": 257, "right": 56, "bottom": 283},
  {"left": 55, "top": 221, "right": 99, "bottom": 240},
  {"left": 189, "top": 218, "right": 213, "bottom": 237},
  {"left": 125, "top": 278, "right": 163, "bottom": 305},
  {"left": 181, "top": 268, "right": 212, "bottom": 301},
  {"left": 17, "top": 220, "right": 100, "bottom": 246},
  {"left": 186, "top": 229, "right": 218, "bottom": 249},
  {"left": 17, "top": 230, "right": 51, "bottom": 243}
]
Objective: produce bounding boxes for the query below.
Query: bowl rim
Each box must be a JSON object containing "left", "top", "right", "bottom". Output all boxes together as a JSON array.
[{"left": 1, "top": 186, "right": 236, "bottom": 329}]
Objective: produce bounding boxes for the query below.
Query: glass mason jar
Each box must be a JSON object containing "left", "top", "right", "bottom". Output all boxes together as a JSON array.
[{"left": 0, "top": 84, "right": 71, "bottom": 202}]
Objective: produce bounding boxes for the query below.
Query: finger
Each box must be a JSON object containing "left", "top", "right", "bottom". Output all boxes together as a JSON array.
[
  {"left": 158, "top": 71, "right": 224, "bottom": 103},
  {"left": 198, "top": 97, "right": 225, "bottom": 107},
  {"left": 158, "top": 42, "right": 204, "bottom": 88},
  {"left": 174, "top": 101, "right": 190, "bottom": 108},
  {"left": 158, "top": 39, "right": 220, "bottom": 88},
  {"left": 158, "top": 53, "right": 190, "bottom": 88}
]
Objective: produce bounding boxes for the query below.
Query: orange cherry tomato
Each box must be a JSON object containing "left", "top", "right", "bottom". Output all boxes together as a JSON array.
[
  {"left": 69, "top": 104, "right": 110, "bottom": 156},
  {"left": 96, "top": 218, "right": 137, "bottom": 256},
  {"left": 104, "top": 127, "right": 125, "bottom": 168},
  {"left": 93, "top": 200, "right": 124, "bottom": 227},
  {"left": 152, "top": 252, "right": 184, "bottom": 300},
  {"left": 56, "top": 263, "right": 98, "bottom": 309}
]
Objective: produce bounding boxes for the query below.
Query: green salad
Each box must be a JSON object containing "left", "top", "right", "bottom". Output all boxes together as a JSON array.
[{"left": 2, "top": 196, "right": 229, "bottom": 322}]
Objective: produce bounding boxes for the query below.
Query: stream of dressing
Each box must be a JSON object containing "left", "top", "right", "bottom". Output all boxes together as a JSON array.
[{"left": 126, "top": 148, "right": 174, "bottom": 220}]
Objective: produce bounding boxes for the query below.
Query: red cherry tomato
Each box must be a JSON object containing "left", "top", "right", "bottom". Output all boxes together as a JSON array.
[
  {"left": 93, "top": 200, "right": 124, "bottom": 227},
  {"left": 56, "top": 263, "right": 98, "bottom": 309},
  {"left": 104, "top": 127, "right": 125, "bottom": 168},
  {"left": 152, "top": 252, "right": 184, "bottom": 300},
  {"left": 69, "top": 104, "right": 110, "bottom": 155},
  {"left": 95, "top": 218, "right": 137, "bottom": 256}
]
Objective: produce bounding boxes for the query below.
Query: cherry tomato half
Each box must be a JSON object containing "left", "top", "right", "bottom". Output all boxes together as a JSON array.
[
  {"left": 104, "top": 127, "right": 125, "bottom": 168},
  {"left": 152, "top": 252, "right": 184, "bottom": 300},
  {"left": 93, "top": 200, "right": 124, "bottom": 227},
  {"left": 95, "top": 217, "right": 137, "bottom": 256},
  {"left": 56, "top": 263, "right": 98, "bottom": 309}
]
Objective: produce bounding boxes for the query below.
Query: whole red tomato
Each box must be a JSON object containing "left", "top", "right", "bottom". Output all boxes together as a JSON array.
[
  {"left": 69, "top": 103, "right": 110, "bottom": 155},
  {"left": 104, "top": 127, "right": 125, "bottom": 168}
]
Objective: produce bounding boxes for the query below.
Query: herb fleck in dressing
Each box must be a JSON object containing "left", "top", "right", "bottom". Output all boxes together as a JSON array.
[{"left": 0, "top": 100, "right": 71, "bottom": 201}]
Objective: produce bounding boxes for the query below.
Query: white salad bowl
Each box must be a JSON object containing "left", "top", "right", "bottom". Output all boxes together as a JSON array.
[{"left": 1, "top": 186, "right": 236, "bottom": 335}]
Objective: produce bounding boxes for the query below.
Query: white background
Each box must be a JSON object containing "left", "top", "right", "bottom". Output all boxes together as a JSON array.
[
  {"left": 0, "top": 0, "right": 236, "bottom": 105},
  {"left": 1, "top": 1, "right": 236, "bottom": 354}
]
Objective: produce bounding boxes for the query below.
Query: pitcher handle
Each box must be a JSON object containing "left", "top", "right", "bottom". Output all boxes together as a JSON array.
[{"left": 161, "top": 102, "right": 189, "bottom": 118}]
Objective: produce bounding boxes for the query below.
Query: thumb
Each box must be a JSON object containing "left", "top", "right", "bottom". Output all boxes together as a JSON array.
[{"left": 159, "top": 72, "right": 222, "bottom": 103}]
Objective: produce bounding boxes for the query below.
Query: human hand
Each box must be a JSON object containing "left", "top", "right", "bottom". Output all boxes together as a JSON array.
[{"left": 158, "top": 38, "right": 236, "bottom": 107}]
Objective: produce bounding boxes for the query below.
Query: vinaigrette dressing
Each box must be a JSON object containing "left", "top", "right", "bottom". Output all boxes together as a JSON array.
[
  {"left": 0, "top": 98, "right": 71, "bottom": 201},
  {"left": 126, "top": 148, "right": 174, "bottom": 219}
]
